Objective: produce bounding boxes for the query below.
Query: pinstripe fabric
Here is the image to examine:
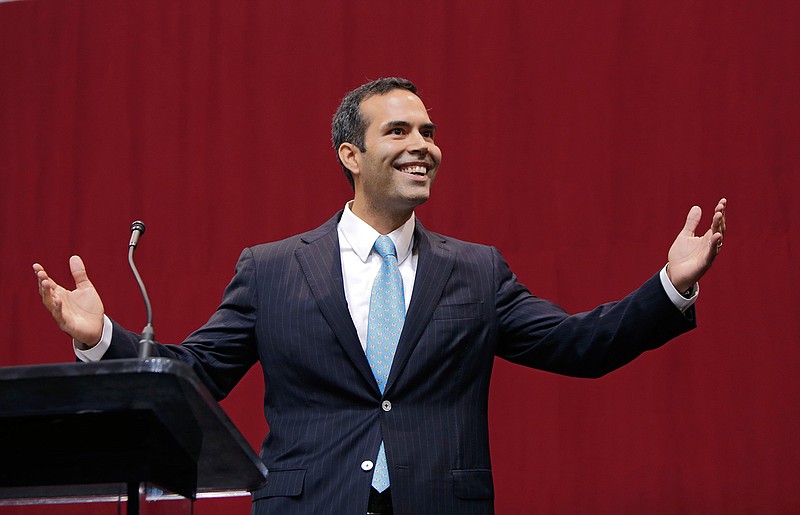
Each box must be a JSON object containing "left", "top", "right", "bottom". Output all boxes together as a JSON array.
[{"left": 105, "top": 211, "right": 696, "bottom": 515}]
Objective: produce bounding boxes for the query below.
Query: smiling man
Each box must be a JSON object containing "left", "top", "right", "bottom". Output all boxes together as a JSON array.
[
  {"left": 35, "top": 77, "right": 726, "bottom": 515},
  {"left": 334, "top": 81, "right": 441, "bottom": 234}
]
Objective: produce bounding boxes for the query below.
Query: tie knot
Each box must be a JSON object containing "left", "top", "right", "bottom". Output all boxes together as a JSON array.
[{"left": 373, "top": 235, "right": 397, "bottom": 259}]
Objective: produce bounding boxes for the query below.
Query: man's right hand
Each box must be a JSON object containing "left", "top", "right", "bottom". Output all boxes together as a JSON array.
[{"left": 33, "top": 255, "right": 105, "bottom": 348}]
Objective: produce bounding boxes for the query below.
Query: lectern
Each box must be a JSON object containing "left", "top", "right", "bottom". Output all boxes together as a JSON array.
[{"left": 0, "top": 358, "right": 267, "bottom": 513}]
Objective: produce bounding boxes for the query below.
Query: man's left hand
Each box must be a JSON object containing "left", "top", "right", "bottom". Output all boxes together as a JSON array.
[{"left": 667, "top": 198, "right": 727, "bottom": 293}]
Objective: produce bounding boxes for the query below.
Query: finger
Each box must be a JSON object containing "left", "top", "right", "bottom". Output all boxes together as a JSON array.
[
  {"left": 682, "top": 205, "right": 703, "bottom": 236},
  {"left": 711, "top": 198, "right": 727, "bottom": 237},
  {"left": 711, "top": 211, "right": 724, "bottom": 235},
  {"left": 33, "top": 263, "right": 46, "bottom": 282},
  {"left": 35, "top": 266, "right": 52, "bottom": 294},
  {"left": 716, "top": 198, "right": 727, "bottom": 235},
  {"left": 710, "top": 199, "right": 725, "bottom": 254},
  {"left": 35, "top": 267, "right": 61, "bottom": 301},
  {"left": 33, "top": 264, "right": 47, "bottom": 291},
  {"left": 37, "top": 271, "right": 48, "bottom": 296},
  {"left": 48, "top": 290, "right": 67, "bottom": 327},
  {"left": 33, "top": 262, "right": 65, "bottom": 297},
  {"left": 33, "top": 263, "right": 72, "bottom": 332},
  {"left": 38, "top": 277, "right": 59, "bottom": 312}
]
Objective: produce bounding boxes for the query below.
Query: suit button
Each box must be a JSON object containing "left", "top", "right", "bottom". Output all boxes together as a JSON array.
[
  {"left": 381, "top": 400, "right": 392, "bottom": 412},
  {"left": 361, "top": 460, "right": 374, "bottom": 471}
]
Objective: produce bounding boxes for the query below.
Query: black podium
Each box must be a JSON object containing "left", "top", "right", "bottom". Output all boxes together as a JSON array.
[{"left": 0, "top": 358, "right": 267, "bottom": 513}]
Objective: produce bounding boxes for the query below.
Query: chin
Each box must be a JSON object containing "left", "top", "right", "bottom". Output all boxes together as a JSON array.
[{"left": 405, "top": 190, "right": 431, "bottom": 205}]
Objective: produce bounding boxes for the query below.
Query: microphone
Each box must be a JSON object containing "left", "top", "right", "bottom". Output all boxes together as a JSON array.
[
  {"left": 127, "top": 221, "right": 155, "bottom": 358},
  {"left": 129, "top": 220, "right": 146, "bottom": 248}
]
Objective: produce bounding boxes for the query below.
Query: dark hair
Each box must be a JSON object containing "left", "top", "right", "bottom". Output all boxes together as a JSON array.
[{"left": 332, "top": 77, "right": 419, "bottom": 189}]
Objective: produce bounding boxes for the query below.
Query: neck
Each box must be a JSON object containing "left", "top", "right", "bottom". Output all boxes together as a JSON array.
[{"left": 350, "top": 199, "right": 413, "bottom": 235}]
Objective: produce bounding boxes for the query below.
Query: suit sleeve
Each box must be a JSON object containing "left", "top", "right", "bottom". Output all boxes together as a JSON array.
[
  {"left": 492, "top": 247, "right": 696, "bottom": 378},
  {"left": 104, "top": 248, "right": 261, "bottom": 399}
]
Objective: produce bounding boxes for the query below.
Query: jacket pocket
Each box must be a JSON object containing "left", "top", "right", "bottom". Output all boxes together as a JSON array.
[
  {"left": 251, "top": 468, "right": 306, "bottom": 499},
  {"left": 452, "top": 468, "right": 494, "bottom": 499},
  {"left": 432, "top": 302, "right": 483, "bottom": 320}
]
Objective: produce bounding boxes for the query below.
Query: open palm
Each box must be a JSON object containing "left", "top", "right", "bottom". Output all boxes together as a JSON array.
[
  {"left": 667, "top": 199, "right": 727, "bottom": 293},
  {"left": 34, "top": 255, "right": 105, "bottom": 347}
]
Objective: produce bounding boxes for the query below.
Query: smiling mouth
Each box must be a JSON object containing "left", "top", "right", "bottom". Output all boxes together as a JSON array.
[{"left": 396, "top": 164, "right": 428, "bottom": 176}]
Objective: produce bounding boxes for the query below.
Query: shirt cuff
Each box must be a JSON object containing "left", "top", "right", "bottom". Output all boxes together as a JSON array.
[
  {"left": 74, "top": 315, "right": 112, "bottom": 362},
  {"left": 659, "top": 265, "right": 698, "bottom": 313}
]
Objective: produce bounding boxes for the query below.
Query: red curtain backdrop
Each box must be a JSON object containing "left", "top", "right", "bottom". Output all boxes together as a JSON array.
[{"left": 2, "top": 0, "right": 798, "bottom": 513}]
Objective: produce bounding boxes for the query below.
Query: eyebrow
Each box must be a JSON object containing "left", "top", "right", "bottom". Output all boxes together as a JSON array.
[{"left": 382, "top": 120, "right": 438, "bottom": 132}]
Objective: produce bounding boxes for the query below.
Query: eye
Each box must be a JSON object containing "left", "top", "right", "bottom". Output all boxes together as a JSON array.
[
  {"left": 421, "top": 129, "right": 435, "bottom": 139},
  {"left": 391, "top": 128, "right": 405, "bottom": 136}
]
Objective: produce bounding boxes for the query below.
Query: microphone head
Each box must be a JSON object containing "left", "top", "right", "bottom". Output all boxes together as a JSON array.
[{"left": 130, "top": 220, "right": 146, "bottom": 235}]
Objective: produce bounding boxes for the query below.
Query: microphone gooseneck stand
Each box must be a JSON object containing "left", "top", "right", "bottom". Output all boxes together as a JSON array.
[{"left": 128, "top": 220, "right": 154, "bottom": 359}]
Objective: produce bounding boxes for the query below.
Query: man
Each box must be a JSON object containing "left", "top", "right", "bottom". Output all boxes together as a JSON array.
[{"left": 34, "top": 77, "right": 727, "bottom": 515}]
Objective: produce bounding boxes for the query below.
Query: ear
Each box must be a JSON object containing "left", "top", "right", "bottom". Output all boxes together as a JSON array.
[{"left": 338, "top": 142, "right": 361, "bottom": 178}]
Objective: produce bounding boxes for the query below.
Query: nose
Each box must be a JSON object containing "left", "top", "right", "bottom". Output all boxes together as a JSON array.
[{"left": 408, "top": 129, "right": 429, "bottom": 155}]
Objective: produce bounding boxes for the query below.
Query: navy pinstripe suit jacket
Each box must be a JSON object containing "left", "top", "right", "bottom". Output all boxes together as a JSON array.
[{"left": 107, "top": 211, "right": 695, "bottom": 515}]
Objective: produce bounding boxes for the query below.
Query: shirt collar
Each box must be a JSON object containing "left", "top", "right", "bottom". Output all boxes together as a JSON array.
[{"left": 339, "top": 202, "right": 415, "bottom": 265}]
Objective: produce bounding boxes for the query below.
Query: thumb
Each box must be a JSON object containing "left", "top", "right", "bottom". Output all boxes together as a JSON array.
[
  {"left": 69, "top": 255, "right": 92, "bottom": 288},
  {"left": 681, "top": 205, "right": 702, "bottom": 236}
]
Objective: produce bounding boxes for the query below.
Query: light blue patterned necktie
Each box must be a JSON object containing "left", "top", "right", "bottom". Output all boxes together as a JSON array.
[{"left": 366, "top": 235, "right": 405, "bottom": 492}]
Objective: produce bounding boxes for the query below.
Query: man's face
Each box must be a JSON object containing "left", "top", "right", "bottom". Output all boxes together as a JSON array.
[{"left": 351, "top": 89, "right": 442, "bottom": 214}]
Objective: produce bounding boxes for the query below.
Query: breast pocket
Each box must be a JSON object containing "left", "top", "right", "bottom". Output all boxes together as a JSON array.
[{"left": 432, "top": 302, "right": 484, "bottom": 320}]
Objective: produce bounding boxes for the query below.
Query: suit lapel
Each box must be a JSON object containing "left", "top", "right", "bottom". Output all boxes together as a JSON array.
[
  {"left": 294, "top": 215, "right": 455, "bottom": 397},
  {"left": 294, "top": 212, "right": 379, "bottom": 393},
  {"left": 385, "top": 222, "right": 454, "bottom": 394}
]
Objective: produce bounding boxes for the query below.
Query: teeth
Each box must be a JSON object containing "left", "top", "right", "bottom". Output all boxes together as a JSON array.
[{"left": 399, "top": 165, "right": 427, "bottom": 176}]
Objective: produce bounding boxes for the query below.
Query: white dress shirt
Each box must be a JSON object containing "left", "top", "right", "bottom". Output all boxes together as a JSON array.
[{"left": 338, "top": 202, "right": 417, "bottom": 352}]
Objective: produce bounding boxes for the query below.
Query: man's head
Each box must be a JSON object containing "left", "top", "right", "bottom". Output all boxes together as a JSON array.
[
  {"left": 332, "top": 77, "right": 420, "bottom": 189},
  {"left": 333, "top": 78, "right": 442, "bottom": 230}
]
